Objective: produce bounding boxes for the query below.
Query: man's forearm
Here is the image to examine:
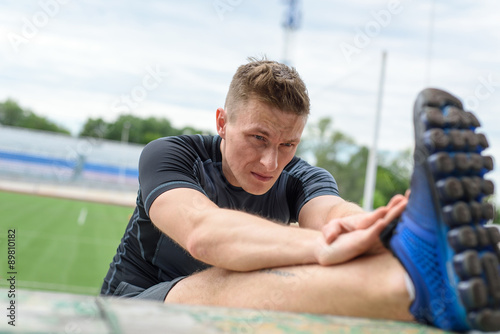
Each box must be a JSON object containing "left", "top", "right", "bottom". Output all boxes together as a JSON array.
[
  {"left": 326, "top": 200, "right": 365, "bottom": 221},
  {"left": 186, "top": 208, "right": 321, "bottom": 272}
]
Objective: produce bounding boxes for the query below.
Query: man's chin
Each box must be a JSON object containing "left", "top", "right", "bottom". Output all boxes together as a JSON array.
[{"left": 242, "top": 184, "right": 272, "bottom": 196}]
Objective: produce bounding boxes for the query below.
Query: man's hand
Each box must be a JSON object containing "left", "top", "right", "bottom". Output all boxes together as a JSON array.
[
  {"left": 321, "top": 194, "right": 407, "bottom": 243},
  {"left": 314, "top": 194, "right": 408, "bottom": 265}
]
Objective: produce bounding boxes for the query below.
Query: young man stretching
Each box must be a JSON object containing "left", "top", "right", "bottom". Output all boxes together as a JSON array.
[{"left": 102, "top": 58, "right": 499, "bottom": 332}]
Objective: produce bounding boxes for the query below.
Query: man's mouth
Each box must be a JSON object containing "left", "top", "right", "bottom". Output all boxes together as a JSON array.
[{"left": 251, "top": 172, "right": 273, "bottom": 182}]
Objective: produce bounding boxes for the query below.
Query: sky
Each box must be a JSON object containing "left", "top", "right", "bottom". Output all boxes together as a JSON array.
[{"left": 1, "top": 0, "right": 500, "bottom": 192}]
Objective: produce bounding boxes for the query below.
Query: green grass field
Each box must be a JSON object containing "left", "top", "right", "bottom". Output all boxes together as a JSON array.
[{"left": 0, "top": 190, "right": 133, "bottom": 295}]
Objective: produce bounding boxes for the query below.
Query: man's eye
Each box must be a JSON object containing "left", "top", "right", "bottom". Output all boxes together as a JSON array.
[{"left": 255, "top": 135, "right": 264, "bottom": 141}]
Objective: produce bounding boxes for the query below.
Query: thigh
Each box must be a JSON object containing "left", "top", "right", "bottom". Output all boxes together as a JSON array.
[{"left": 166, "top": 252, "right": 412, "bottom": 320}]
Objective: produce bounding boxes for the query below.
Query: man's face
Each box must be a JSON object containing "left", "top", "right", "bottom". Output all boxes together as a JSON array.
[{"left": 217, "top": 98, "right": 306, "bottom": 195}]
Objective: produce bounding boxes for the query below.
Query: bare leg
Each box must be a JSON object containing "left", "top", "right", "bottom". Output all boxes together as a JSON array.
[{"left": 166, "top": 251, "right": 413, "bottom": 321}]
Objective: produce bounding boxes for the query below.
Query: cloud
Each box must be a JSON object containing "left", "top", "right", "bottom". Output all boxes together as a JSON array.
[{"left": 1, "top": 0, "right": 499, "bottom": 196}]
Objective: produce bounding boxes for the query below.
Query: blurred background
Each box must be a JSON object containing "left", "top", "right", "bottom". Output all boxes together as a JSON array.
[{"left": 0, "top": 0, "right": 499, "bottom": 296}]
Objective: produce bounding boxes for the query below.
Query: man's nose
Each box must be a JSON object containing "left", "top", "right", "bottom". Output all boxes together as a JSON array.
[{"left": 260, "top": 147, "right": 278, "bottom": 171}]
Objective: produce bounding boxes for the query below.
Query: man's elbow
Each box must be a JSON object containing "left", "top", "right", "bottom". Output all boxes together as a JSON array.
[{"left": 185, "top": 230, "right": 210, "bottom": 263}]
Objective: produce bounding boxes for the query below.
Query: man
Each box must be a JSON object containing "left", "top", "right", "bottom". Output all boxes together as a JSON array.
[{"left": 102, "top": 58, "right": 500, "bottom": 332}]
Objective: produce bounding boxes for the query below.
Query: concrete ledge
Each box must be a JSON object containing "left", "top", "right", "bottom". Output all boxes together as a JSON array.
[{"left": 0, "top": 289, "right": 453, "bottom": 334}]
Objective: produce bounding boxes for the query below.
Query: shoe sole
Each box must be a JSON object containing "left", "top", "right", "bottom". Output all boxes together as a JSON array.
[{"left": 415, "top": 88, "right": 500, "bottom": 332}]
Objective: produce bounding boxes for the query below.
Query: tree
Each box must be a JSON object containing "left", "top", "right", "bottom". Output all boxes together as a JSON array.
[
  {"left": 0, "top": 99, "right": 70, "bottom": 134},
  {"left": 298, "top": 117, "right": 410, "bottom": 208},
  {"left": 0, "top": 99, "right": 24, "bottom": 125},
  {"left": 492, "top": 202, "right": 500, "bottom": 225},
  {"left": 79, "top": 114, "right": 211, "bottom": 145},
  {"left": 79, "top": 117, "right": 108, "bottom": 139},
  {"left": 372, "top": 150, "right": 412, "bottom": 208}
]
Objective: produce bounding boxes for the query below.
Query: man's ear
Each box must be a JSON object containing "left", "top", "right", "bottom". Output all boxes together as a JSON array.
[{"left": 216, "top": 108, "right": 227, "bottom": 138}]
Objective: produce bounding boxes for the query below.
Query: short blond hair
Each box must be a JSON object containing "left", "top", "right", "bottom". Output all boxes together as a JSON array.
[{"left": 224, "top": 57, "right": 310, "bottom": 121}]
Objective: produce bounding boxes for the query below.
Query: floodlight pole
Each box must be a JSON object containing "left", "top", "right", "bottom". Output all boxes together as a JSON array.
[
  {"left": 283, "top": 25, "right": 293, "bottom": 66},
  {"left": 282, "top": 0, "right": 301, "bottom": 66},
  {"left": 363, "top": 50, "right": 387, "bottom": 211},
  {"left": 426, "top": 0, "right": 436, "bottom": 85}
]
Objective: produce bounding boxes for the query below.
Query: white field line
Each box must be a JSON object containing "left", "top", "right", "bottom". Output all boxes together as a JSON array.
[{"left": 77, "top": 207, "right": 88, "bottom": 226}]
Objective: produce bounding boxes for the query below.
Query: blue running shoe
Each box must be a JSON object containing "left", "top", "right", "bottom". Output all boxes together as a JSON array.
[{"left": 387, "top": 88, "right": 500, "bottom": 332}]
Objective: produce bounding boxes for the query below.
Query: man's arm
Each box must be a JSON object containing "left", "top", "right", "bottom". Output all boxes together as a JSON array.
[
  {"left": 149, "top": 188, "right": 322, "bottom": 272},
  {"left": 298, "top": 194, "right": 408, "bottom": 265},
  {"left": 150, "top": 188, "right": 407, "bottom": 272},
  {"left": 297, "top": 195, "right": 365, "bottom": 231}
]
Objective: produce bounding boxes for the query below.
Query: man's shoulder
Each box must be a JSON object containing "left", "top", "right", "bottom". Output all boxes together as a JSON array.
[
  {"left": 148, "top": 134, "right": 214, "bottom": 144},
  {"left": 143, "top": 135, "right": 221, "bottom": 162},
  {"left": 283, "top": 156, "right": 335, "bottom": 183},
  {"left": 284, "top": 156, "right": 313, "bottom": 173},
  {"left": 146, "top": 134, "right": 218, "bottom": 150}
]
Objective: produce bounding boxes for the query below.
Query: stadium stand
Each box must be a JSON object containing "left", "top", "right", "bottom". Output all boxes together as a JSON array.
[{"left": 0, "top": 125, "right": 143, "bottom": 205}]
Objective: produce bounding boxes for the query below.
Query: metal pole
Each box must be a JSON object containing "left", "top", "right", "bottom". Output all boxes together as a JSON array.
[
  {"left": 283, "top": 27, "right": 292, "bottom": 66},
  {"left": 281, "top": 0, "right": 301, "bottom": 66},
  {"left": 363, "top": 51, "right": 387, "bottom": 211},
  {"left": 425, "top": 0, "right": 436, "bottom": 85},
  {"left": 121, "top": 121, "right": 131, "bottom": 144}
]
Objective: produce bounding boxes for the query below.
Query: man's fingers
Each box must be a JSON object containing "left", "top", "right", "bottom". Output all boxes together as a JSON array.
[
  {"left": 322, "top": 195, "right": 408, "bottom": 247},
  {"left": 360, "top": 194, "right": 407, "bottom": 231},
  {"left": 356, "top": 207, "right": 388, "bottom": 230},
  {"left": 318, "top": 222, "right": 387, "bottom": 265},
  {"left": 318, "top": 195, "right": 409, "bottom": 265},
  {"left": 381, "top": 197, "right": 407, "bottom": 226},
  {"left": 386, "top": 194, "right": 406, "bottom": 210},
  {"left": 322, "top": 220, "right": 342, "bottom": 244}
]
